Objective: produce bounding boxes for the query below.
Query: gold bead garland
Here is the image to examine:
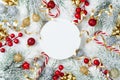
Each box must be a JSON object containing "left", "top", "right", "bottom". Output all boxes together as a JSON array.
[
  {"left": 60, "top": 72, "right": 76, "bottom": 80},
  {"left": 32, "top": 14, "right": 40, "bottom": 22}
]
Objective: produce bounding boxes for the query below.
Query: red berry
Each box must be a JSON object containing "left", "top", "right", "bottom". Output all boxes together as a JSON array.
[
  {"left": 84, "top": 58, "right": 89, "bottom": 64},
  {"left": 14, "top": 39, "right": 19, "bottom": 44},
  {"left": 75, "top": 13, "right": 81, "bottom": 19},
  {"left": 0, "top": 48, "right": 5, "bottom": 53},
  {"left": 18, "top": 32, "right": 23, "bottom": 37},
  {"left": 88, "top": 18, "right": 97, "bottom": 26},
  {"left": 73, "top": 20, "right": 78, "bottom": 23},
  {"left": 83, "top": 10, "right": 87, "bottom": 15},
  {"left": 47, "top": 1, "right": 56, "bottom": 9},
  {"left": 81, "top": 0, "right": 86, "bottom": 2},
  {"left": 10, "top": 33, "right": 15, "bottom": 38},
  {"left": 60, "top": 72, "right": 64, "bottom": 77},
  {"left": 52, "top": 75, "right": 59, "bottom": 80},
  {"left": 76, "top": 7, "right": 81, "bottom": 13},
  {"left": 5, "top": 37, "right": 11, "bottom": 42},
  {"left": 103, "top": 70, "right": 109, "bottom": 75},
  {"left": 58, "top": 65, "right": 64, "bottom": 70},
  {"left": 85, "top": 1, "right": 89, "bottom": 6},
  {"left": 7, "top": 41, "right": 13, "bottom": 47},
  {"left": 27, "top": 37, "right": 36, "bottom": 46},
  {"left": 0, "top": 42, "right": 2, "bottom": 47},
  {"left": 22, "top": 61, "right": 30, "bottom": 70},
  {"left": 55, "top": 70, "right": 61, "bottom": 76},
  {"left": 93, "top": 59, "right": 100, "bottom": 66}
]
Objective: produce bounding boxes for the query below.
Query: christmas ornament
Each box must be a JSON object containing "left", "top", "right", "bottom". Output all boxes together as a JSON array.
[
  {"left": 47, "top": 1, "right": 55, "bottom": 9},
  {"left": 0, "top": 48, "right": 5, "bottom": 53},
  {"left": 22, "top": 61, "right": 30, "bottom": 70},
  {"left": 88, "top": 18, "right": 97, "bottom": 26},
  {"left": 18, "top": 32, "right": 23, "bottom": 37},
  {"left": 84, "top": 58, "right": 89, "bottom": 64},
  {"left": 110, "top": 68, "right": 120, "bottom": 78},
  {"left": 93, "top": 59, "right": 100, "bottom": 66},
  {"left": 22, "top": 17, "right": 30, "bottom": 27},
  {"left": 14, "top": 53, "right": 23, "bottom": 63},
  {"left": 58, "top": 65, "right": 64, "bottom": 70},
  {"left": 27, "top": 37, "right": 36, "bottom": 46},
  {"left": 32, "top": 14, "right": 40, "bottom": 22},
  {"left": 40, "top": 19, "right": 80, "bottom": 59},
  {"left": 80, "top": 66, "right": 89, "bottom": 75},
  {"left": 60, "top": 72, "right": 76, "bottom": 80}
]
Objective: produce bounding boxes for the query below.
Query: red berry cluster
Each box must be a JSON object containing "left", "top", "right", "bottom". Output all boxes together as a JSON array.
[
  {"left": 74, "top": 0, "right": 89, "bottom": 23},
  {"left": 52, "top": 65, "right": 64, "bottom": 80},
  {"left": 0, "top": 32, "right": 23, "bottom": 53}
]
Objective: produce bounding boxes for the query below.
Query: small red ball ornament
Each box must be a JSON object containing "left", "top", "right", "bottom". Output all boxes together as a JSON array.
[
  {"left": 88, "top": 18, "right": 97, "bottom": 26},
  {"left": 18, "top": 32, "right": 23, "bottom": 37},
  {"left": 52, "top": 75, "right": 59, "bottom": 80},
  {"left": 27, "top": 37, "right": 36, "bottom": 46},
  {"left": 7, "top": 41, "right": 13, "bottom": 47},
  {"left": 58, "top": 65, "right": 64, "bottom": 70},
  {"left": 47, "top": 1, "right": 56, "bottom": 9},
  {"left": 103, "top": 70, "right": 109, "bottom": 75},
  {"left": 60, "top": 72, "right": 64, "bottom": 77},
  {"left": 76, "top": 7, "right": 81, "bottom": 13},
  {"left": 75, "top": 13, "right": 81, "bottom": 19},
  {"left": 14, "top": 39, "right": 19, "bottom": 44},
  {"left": 84, "top": 58, "right": 89, "bottom": 64},
  {"left": 0, "top": 48, "right": 5, "bottom": 53},
  {"left": 85, "top": 1, "right": 89, "bottom": 6},
  {"left": 93, "top": 59, "right": 100, "bottom": 66},
  {"left": 10, "top": 33, "right": 15, "bottom": 38},
  {"left": 5, "top": 37, "right": 11, "bottom": 42},
  {"left": 55, "top": 70, "right": 61, "bottom": 76},
  {"left": 22, "top": 61, "right": 30, "bottom": 70}
]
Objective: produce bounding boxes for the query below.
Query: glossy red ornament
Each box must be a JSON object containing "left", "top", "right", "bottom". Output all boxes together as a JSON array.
[
  {"left": 14, "top": 39, "right": 19, "bottom": 44},
  {"left": 0, "top": 42, "right": 2, "bottom": 47},
  {"left": 0, "top": 48, "right": 5, "bottom": 52},
  {"left": 84, "top": 58, "right": 89, "bottom": 64},
  {"left": 27, "top": 37, "right": 36, "bottom": 46},
  {"left": 60, "top": 72, "right": 64, "bottom": 77},
  {"left": 47, "top": 1, "right": 56, "bottom": 9},
  {"left": 5, "top": 37, "right": 11, "bottom": 42},
  {"left": 52, "top": 75, "right": 59, "bottom": 80},
  {"left": 10, "top": 33, "right": 15, "bottom": 38},
  {"left": 58, "top": 65, "right": 64, "bottom": 70},
  {"left": 76, "top": 7, "right": 81, "bottom": 13},
  {"left": 55, "top": 70, "right": 61, "bottom": 76},
  {"left": 85, "top": 1, "right": 89, "bottom": 6},
  {"left": 22, "top": 61, "right": 30, "bottom": 70},
  {"left": 75, "top": 13, "right": 81, "bottom": 19},
  {"left": 93, "top": 59, "right": 100, "bottom": 66},
  {"left": 88, "top": 18, "right": 97, "bottom": 26},
  {"left": 103, "top": 70, "right": 109, "bottom": 75},
  {"left": 18, "top": 32, "right": 23, "bottom": 37},
  {"left": 7, "top": 41, "right": 13, "bottom": 47}
]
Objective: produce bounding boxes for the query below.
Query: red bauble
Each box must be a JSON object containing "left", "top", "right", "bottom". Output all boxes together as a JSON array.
[
  {"left": 5, "top": 37, "right": 11, "bottom": 42},
  {"left": 75, "top": 13, "right": 81, "bottom": 19},
  {"left": 84, "top": 58, "right": 89, "bottom": 64},
  {"left": 81, "top": 0, "right": 86, "bottom": 2},
  {"left": 0, "top": 42, "right": 2, "bottom": 47},
  {"left": 93, "top": 59, "right": 100, "bottom": 66},
  {"left": 60, "top": 72, "right": 64, "bottom": 77},
  {"left": 76, "top": 7, "right": 81, "bottom": 13},
  {"left": 52, "top": 75, "right": 59, "bottom": 80},
  {"left": 0, "top": 48, "right": 5, "bottom": 53},
  {"left": 7, "top": 41, "right": 13, "bottom": 47},
  {"left": 58, "top": 65, "right": 64, "bottom": 70},
  {"left": 22, "top": 61, "right": 30, "bottom": 70},
  {"left": 18, "top": 32, "right": 23, "bottom": 37},
  {"left": 14, "top": 39, "right": 19, "bottom": 44},
  {"left": 103, "top": 70, "right": 109, "bottom": 75},
  {"left": 47, "top": 1, "right": 56, "bottom": 9},
  {"left": 83, "top": 10, "right": 87, "bottom": 15},
  {"left": 88, "top": 18, "right": 97, "bottom": 26},
  {"left": 10, "top": 33, "right": 15, "bottom": 38},
  {"left": 27, "top": 37, "right": 36, "bottom": 46},
  {"left": 55, "top": 70, "right": 61, "bottom": 76},
  {"left": 85, "top": 1, "right": 89, "bottom": 6}
]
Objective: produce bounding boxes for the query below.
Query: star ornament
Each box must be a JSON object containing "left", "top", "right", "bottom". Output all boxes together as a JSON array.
[{"left": 2, "top": 0, "right": 18, "bottom": 6}]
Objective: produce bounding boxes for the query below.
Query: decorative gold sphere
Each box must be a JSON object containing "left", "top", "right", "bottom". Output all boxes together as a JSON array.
[
  {"left": 60, "top": 72, "right": 76, "bottom": 80},
  {"left": 80, "top": 66, "right": 89, "bottom": 75},
  {"left": 22, "top": 17, "right": 30, "bottom": 27},
  {"left": 110, "top": 68, "right": 120, "bottom": 78},
  {"left": 14, "top": 53, "right": 23, "bottom": 63},
  {"left": 32, "top": 14, "right": 40, "bottom": 22}
]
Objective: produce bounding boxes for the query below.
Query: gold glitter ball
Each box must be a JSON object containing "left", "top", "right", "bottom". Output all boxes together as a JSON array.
[
  {"left": 60, "top": 72, "right": 76, "bottom": 80},
  {"left": 22, "top": 17, "right": 30, "bottom": 27},
  {"left": 14, "top": 53, "right": 23, "bottom": 63},
  {"left": 32, "top": 14, "right": 40, "bottom": 22},
  {"left": 80, "top": 66, "right": 89, "bottom": 75}
]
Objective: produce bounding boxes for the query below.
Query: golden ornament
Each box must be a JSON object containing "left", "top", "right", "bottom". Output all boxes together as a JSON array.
[
  {"left": 32, "top": 14, "right": 40, "bottom": 22},
  {"left": 60, "top": 72, "right": 76, "bottom": 80},
  {"left": 110, "top": 68, "right": 120, "bottom": 78},
  {"left": 2, "top": 0, "right": 18, "bottom": 6},
  {"left": 22, "top": 17, "right": 30, "bottom": 27},
  {"left": 80, "top": 66, "right": 89, "bottom": 75},
  {"left": 0, "top": 25, "right": 8, "bottom": 41},
  {"left": 72, "top": 0, "right": 81, "bottom": 6},
  {"left": 14, "top": 53, "right": 23, "bottom": 63}
]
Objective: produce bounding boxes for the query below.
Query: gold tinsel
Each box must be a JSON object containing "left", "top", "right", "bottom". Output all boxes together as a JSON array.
[
  {"left": 111, "top": 12, "right": 120, "bottom": 37},
  {"left": 60, "top": 72, "right": 76, "bottom": 80},
  {"left": 2, "top": 0, "right": 18, "bottom": 6},
  {"left": 0, "top": 25, "right": 8, "bottom": 41}
]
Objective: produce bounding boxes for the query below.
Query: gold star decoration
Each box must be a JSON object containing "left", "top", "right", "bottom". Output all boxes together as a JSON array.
[{"left": 2, "top": 0, "right": 18, "bottom": 6}]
